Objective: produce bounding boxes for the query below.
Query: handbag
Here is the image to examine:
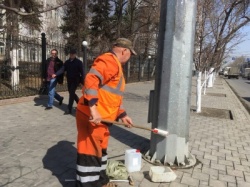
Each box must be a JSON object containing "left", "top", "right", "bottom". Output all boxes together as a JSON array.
[{"left": 39, "top": 81, "right": 48, "bottom": 95}]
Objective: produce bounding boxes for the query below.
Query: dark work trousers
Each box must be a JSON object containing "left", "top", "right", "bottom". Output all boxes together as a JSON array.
[{"left": 67, "top": 80, "right": 79, "bottom": 111}]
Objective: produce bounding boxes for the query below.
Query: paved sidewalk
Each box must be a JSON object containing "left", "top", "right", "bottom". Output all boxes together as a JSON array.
[{"left": 1, "top": 77, "right": 250, "bottom": 187}]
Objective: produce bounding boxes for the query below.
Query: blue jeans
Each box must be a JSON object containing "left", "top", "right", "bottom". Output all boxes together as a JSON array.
[{"left": 47, "top": 78, "right": 62, "bottom": 107}]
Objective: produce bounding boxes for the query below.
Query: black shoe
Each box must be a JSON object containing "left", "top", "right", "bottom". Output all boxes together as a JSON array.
[
  {"left": 59, "top": 97, "right": 64, "bottom": 105},
  {"left": 64, "top": 110, "right": 72, "bottom": 115},
  {"left": 45, "top": 107, "right": 52, "bottom": 110}
]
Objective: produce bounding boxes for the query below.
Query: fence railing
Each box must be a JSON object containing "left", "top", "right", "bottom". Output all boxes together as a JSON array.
[
  {"left": 123, "top": 55, "right": 156, "bottom": 83},
  {"left": 0, "top": 34, "right": 156, "bottom": 100},
  {"left": 0, "top": 34, "right": 68, "bottom": 100}
]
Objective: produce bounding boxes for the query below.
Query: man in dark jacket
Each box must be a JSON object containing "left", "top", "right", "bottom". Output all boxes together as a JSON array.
[
  {"left": 53, "top": 49, "right": 84, "bottom": 114},
  {"left": 42, "top": 49, "right": 64, "bottom": 110}
]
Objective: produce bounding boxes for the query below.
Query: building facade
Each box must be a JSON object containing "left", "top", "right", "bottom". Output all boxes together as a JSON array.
[{"left": 0, "top": 0, "right": 66, "bottom": 63}]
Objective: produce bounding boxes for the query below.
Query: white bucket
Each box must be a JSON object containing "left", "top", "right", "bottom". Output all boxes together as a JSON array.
[{"left": 125, "top": 149, "right": 142, "bottom": 172}]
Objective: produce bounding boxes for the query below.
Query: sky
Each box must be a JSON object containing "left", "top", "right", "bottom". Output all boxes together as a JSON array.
[{"left": 228, "top": 25, "right": 250, "bottom": 61}]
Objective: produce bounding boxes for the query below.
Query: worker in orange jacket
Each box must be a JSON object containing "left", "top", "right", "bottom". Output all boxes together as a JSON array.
[{"left": 76, "top": 38, "right": 137, "bottom": 187}]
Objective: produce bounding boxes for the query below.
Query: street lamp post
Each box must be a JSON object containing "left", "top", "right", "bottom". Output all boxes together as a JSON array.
[
  {"left": 148, "top": 55, "right": 151, "bottom": 81},
  {"left": 82, "top": 41, "right": 88, "bottom": 77}
]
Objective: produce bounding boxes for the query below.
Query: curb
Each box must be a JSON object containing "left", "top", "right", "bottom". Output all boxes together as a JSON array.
[{"left": 224, "top": 78, "right": 250, "bottom": 115}]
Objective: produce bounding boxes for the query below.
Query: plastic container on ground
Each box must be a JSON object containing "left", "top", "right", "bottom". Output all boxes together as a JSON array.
[{"left": 125, "top": 149, "right": 142, "bottom": 172}]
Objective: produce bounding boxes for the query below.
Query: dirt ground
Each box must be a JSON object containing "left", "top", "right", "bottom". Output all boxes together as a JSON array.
[{"left": 191, "top": 107, "right": 232, "bottom": 120}]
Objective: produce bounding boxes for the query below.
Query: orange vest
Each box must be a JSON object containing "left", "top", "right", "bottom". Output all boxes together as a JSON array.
[{"left": 77, "top": 53, "right": 125, "bottom": 120}]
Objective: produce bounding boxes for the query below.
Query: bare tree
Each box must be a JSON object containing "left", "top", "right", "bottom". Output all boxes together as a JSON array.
[
  {"left": 194, "top": 0, "right": 250, "bottom": 112},
  {"left": 230, "top": 56, "right": 245, "bottom": 67},
  {"left": 0, "top": 1, "right": 71, "bottom": 16},
  {"left": 87, "top": 0, "right": 160, "bottom": 57},
  {"left": 122, "top": 0, "right": 160, "bottom": 78}
]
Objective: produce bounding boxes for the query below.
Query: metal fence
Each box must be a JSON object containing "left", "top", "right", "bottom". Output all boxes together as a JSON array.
[
  {"left": 86, "top": 51, "right": 156, "bottom": 83},
  {"left": 0, "top": 34, "right": 68, "bottom": 100},
  {"left": 123, "top": 55, "right": 156, "bottom": 83},
  {"left": 0, "top": 34, "right": 156, "bottom": 100}
]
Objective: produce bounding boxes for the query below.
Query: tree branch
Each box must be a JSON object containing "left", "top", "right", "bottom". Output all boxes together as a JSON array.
[{"left": 0, "top": 2, "right": 72, "bottom": 16}]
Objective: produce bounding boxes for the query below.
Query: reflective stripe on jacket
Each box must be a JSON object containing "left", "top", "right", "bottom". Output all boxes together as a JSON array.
[{"left": 77, "top": 52, "right": 125, "bottom": 120}]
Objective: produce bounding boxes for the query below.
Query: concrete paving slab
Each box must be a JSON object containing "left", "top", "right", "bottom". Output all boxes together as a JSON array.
[{"left": 1, "top": 77, "right": 250, "bottom": 187}]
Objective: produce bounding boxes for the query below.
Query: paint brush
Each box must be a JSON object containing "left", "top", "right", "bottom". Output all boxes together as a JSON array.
[{"left": 101, "top": 119, "right": 169, "bottom": 137}]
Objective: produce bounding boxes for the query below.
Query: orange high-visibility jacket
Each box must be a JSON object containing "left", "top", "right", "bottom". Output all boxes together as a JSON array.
[{"left": 77, "top": 52, "right": 126, "bottom": 120}]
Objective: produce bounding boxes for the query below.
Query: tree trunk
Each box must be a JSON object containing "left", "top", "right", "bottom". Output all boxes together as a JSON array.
[
  {"left": 212, "top": 72, "right": 216, "bottom": 85},
  {"left": 10, "top": 48, "right": 19, "bottom": 90},
  {"left": 127, "top": 61, "right": 130, "bottom": 78},
  {"left": 207, "top": 67, "right": 214, "bottom": 88},
  {"left": 6, "top": 1, "right": 20, "bottom": 90},
  {"left": 203, "top": 70, "right": 207, "bottom": 95},
  {"left": 151, "top": 65, "right": 155, "bottom": 77},
  {"left": 141, "top": 64, "right": 145, "bottom": 78},
  {"left": 196, "top": 71, "right": 202, "bottom": 113}
]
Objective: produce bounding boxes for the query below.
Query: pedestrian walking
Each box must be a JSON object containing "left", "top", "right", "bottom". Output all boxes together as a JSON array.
[
  {"left": 53, "top": 49, "right": 84, "bottom": 114},
  {"left": 75, "top": 38, "right": 136, "bottom": 187},
  {"left": 42, "top": 49, "right": 64, "bottom": 110}
]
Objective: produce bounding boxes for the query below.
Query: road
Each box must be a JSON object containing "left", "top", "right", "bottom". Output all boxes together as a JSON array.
[{"left": 224, "top": 76, "right": 250, "bottom": 113}]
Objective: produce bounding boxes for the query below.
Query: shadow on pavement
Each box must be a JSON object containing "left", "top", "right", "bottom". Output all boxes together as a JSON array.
[
  {"left": 33, "top": 95, "right": 48, "bottom": 107},
  {"left": 42, "top": 140, "right": 77, "bottom": 187},
  {"left": 33, "top": 95, "right": 77, "bottom": 117},
  {"left": 109, "top": 125, "right": 150, "bottom": 153},
  {"left": 242, "top": 97, "right": 250, "bottom": 102}
]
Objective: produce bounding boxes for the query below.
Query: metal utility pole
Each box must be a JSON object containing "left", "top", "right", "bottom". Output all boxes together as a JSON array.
[{"left": 148, "top": 0, "right": 197, "bottom": 166}]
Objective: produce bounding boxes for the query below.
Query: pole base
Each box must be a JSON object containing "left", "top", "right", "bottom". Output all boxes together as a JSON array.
[{"left": 143, "top": 151, "right": 198, "bottom": 169}]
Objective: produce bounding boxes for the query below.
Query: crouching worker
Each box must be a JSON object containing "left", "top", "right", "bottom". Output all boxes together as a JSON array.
[{"left": 75, "top": 38, "right": 136, "bottom": 187}]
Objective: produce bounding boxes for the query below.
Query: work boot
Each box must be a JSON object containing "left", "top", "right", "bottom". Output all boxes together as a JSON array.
[
  {"left": 64, "top": 109, "right": 72, "bottom": 115},
  {"left": 45, "top": 107, "right": 52, "bottom": 110}
]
